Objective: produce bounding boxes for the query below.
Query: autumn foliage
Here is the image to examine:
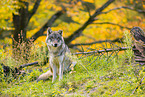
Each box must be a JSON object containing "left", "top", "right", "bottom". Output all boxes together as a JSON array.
[{"left": 0, "top": 0, "right": 145, "bottom": 96}]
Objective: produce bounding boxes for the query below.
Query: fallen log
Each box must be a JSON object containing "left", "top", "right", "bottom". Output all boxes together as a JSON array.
[
  {"left": 1, "top": 61, "right": 39, "bottom": 78},
  {"left": 1, "top": 55, "right": 49, "bottom": 78},
  {"left": 130, "top": 27, "right": 145, "bottom": 65}
]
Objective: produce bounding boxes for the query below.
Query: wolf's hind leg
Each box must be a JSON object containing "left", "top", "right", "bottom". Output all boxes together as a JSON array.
[{"left": 36, "top": 70, "right": 52, "bottom": 82}]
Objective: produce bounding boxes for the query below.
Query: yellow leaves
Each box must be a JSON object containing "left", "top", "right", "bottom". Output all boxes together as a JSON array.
[
  {"left": 51, "top": 3, "right": 63, "bottom": 11},
  {"left": 136, "top": 16, "right": 142, "bottom": 21},
  {"left": 35, "top": 36, "right": 46, "bottom": 46},
  {"left": 122, "top": 18, "right": 127, "bottom": 23},
  {"left": 83, "top": 0, "right": 95, "bottom": 3},
  {"left": 0, "top": 0, "right": 19, "bottom": 28},
  {"left": 51, "top": 22, "right": 80, "bottom": 38},
  {"left": 71, "top": 11, "right": 89, "bottom": 24},
  {"left": 27, "top": 27, "right": 40, "bottom": 38},
  {"left": 143, "top": 4, "right": 145, "bottom": 9},
  {"left": 77, "top": 1, "right": 82, "bottom": 6}
]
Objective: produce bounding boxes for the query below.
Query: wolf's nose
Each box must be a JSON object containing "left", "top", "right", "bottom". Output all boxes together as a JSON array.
[{"left": 54, "top": 43, "right": 57, "bottom": 47}]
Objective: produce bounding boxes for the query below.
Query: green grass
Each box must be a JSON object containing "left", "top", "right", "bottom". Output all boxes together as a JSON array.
[
  {"left": 0, "top": 31, "right": 145, "bottom": 96},
  {"left": 1, "top": 52, "right": 144, "bottom": 96}
]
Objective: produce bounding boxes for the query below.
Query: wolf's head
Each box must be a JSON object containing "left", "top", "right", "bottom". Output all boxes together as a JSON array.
[{"left": 46, "top": 27, "right": 64, "bottom": 47}]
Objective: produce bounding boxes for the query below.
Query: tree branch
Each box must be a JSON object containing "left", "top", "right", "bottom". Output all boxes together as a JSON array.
[
  {"left": 68, "top": 37, "right": 123, "bottom": 48},
  {"left": 91, "top": 0, "right": 115, "bottom": 18},
  {"left": 28, "top": 0, "right": 41, "bottom": 22},
  {"left": 64, "top": 0, "right": 115, "bottom": 45},
  {"left": 72, "top": 47, "right": 129, "bottom": 55},
  {"left": 101, "top": 6, "right": 145, "bottom": 14},
  {"left": 30, "top": 8, "right": 66, "bottom": 41},
  {"left": 81, "top": 1, "right": 91, "bottom": 17},
  {"left": 92, "top": 22, "right": 131, "bottom": 30}
]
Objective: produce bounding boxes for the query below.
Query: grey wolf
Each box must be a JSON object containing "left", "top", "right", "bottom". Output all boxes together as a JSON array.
[{"left": 37, "top": 27, "right": 75, "bottom": 82}]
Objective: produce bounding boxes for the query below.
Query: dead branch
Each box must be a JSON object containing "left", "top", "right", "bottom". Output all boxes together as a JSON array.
[
  {"left": 19, "top": 61, "right": 38, "bottom": 69},
  {"left": 30, "top": 8, "right": 66, "bottom": 42},
  {"left": 64, "top": 0, "right": 115, "bottom": 45},
  {"left": 135, "top": 59, "right": 145, "bottom": 62},
  {"left": 92, "top": 22, "right": 131, "bottom": 30},
  {"left": 68, "top": 38, "right": 123, "bottom": 48},
  {"left": 73, "top": 47, "right": 129, "bottom": 55},
  {"left": 132, "top": 76, "right": 145, "bottom": 94}
]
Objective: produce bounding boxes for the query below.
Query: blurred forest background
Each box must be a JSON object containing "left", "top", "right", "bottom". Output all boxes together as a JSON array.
[
  {"left": 0, "top": 0, "right": 144, "bottom": 50},
  {"left": 0, "top": 0, "right": 145, "bottom": 96}
]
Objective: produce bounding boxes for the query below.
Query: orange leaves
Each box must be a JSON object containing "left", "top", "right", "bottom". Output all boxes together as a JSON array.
[{"left": 130, "top": 0, "right": 133, "bottom": 4}]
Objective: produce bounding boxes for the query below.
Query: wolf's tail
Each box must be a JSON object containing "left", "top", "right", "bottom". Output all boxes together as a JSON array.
[{"left": 36, "top": 70, "right": 52, "bottom": 82}]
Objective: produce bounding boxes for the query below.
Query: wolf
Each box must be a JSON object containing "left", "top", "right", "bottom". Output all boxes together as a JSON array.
[{"left": 37, "top": 27, "right": 75, "bottom": 82}]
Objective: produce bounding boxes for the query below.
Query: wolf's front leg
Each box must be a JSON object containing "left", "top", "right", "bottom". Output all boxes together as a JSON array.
[
  {"left": 59, "top": 62, "right": 63, "bottom": 81},
  {"left": 52, "top": 65, "right": 57, "bottom": 83}
]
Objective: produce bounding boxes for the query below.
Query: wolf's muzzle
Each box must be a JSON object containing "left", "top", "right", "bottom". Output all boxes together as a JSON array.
[{"left": 54, "top": 43, "right": 58, "bottom": 47}]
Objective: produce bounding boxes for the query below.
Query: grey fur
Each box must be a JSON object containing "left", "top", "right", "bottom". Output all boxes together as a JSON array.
[{"left": 37, "top": 27, "right": 74, "bottom": 82}]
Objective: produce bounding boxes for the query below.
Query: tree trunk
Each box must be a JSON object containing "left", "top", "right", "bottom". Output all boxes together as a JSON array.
[{"left": 12, "top": 0, "right": 29, "bottom": 45}]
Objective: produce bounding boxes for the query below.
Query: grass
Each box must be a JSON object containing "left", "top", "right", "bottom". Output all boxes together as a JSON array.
[{"left": 0, "top": 31, "right": 145, "bottom": 96}]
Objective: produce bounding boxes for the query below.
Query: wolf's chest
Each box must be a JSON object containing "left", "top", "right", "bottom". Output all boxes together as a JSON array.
[{"left": 49, "top": 55, "right": 64, "bottom": 66}]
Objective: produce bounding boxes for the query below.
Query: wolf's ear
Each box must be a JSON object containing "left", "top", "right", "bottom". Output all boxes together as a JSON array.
[
  {"left": 47, "top": 27, "right": 52, "bottom": 36},
  {"left": 58, "top": 30, "right": 63, "bottom": 36}
]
